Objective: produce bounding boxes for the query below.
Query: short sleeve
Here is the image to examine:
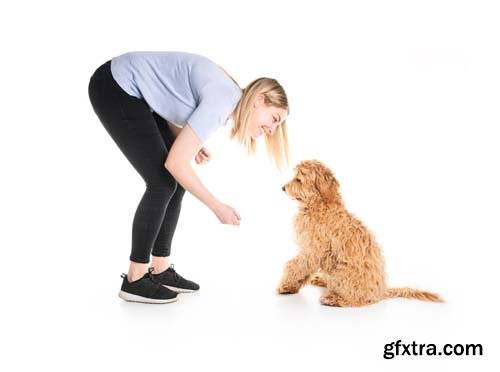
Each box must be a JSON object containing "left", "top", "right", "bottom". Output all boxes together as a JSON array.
[{"left": 186, "top": 86, "right": 242, "bottom": 143}]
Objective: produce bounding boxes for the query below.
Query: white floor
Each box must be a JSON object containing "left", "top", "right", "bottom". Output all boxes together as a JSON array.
[
  {"left": 4, "top": 139, "right": 498, "bottom": 371},
  {"left": 4, "top": 203, "right": 497, "bottom": 371}
]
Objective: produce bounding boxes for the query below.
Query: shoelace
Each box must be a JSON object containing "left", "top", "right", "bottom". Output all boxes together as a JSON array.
[
  {"left": 146, "top": 267, "right": 166, "bottom": 295},
  {"left": 146, "top": 267, "right": 161, "bottom": 283},
  {"left": 168, "top": 264, "right": 181, "bottom": 282}
]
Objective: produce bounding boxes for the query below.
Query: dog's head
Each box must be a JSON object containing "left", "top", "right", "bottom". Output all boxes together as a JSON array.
[{"left": 282, "top": 160, "right": 340, "bottom": 204}]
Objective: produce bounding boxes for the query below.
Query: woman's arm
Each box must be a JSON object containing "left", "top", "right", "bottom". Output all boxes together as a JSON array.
[
  {"left": 168, "top": 122, "right": 211, "bottom": 165},
  {"left": 167, "top": 122, "right": 183, "bottom": 137},
  {"left": 165, "top": 123, "right": 241, "bottom": 225}
]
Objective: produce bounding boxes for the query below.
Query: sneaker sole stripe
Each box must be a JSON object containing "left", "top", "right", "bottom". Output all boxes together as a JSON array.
[
  {"left": 118, "top": 291, "right": 179, "bottom": 304},
  {"left": 163, "top": 285, "right": 198, "bottom": 293}
]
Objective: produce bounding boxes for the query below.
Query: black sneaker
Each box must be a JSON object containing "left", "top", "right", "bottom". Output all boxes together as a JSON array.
[
  {"left": 118, "top": 267, "right": 179, "bottom": 304},
  {"left": 151, "top": 264, "right": 200, "bottom": 293}
]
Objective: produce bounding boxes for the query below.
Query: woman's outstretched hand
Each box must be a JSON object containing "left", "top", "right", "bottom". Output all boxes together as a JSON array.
[
  {"left": 195, "top": 147, "right": 211, "bottom": 165},
  {"left": 213, "top": 202, "right": 241, "bottom": 226}
]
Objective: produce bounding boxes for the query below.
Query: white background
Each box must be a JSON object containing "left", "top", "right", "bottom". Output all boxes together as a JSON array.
[{"left": 1, "top": 0, "right": 499, "bottom": 370}]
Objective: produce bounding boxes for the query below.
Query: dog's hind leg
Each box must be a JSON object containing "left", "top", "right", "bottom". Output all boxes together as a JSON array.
[
  {"left": 320, "top": 291, "right": 375, "bottom": 307},
  {"left": 320, "top": 269, "right": 378, "bottom": 307},
  {"left": 320, "top": 290, "right": 346, "bottom": 306}
]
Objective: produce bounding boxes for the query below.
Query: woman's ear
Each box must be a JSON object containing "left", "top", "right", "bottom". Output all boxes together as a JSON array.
[{"left": 253, "top": 94, "right": 264, "bottom": 108}]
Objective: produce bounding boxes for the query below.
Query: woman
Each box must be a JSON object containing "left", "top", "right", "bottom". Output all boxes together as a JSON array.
[{"left": 88, "top": 51, "right": 289, "bottom": 304}]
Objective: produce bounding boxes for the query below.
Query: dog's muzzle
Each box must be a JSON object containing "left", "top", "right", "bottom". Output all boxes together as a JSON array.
[{"left": 282, "top": 186, "right": 286, "bottom": 192}]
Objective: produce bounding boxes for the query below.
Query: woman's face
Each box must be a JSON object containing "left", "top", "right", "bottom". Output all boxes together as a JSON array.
[{"left": 250, "top": 94, "right": 288, "bottom": 139}]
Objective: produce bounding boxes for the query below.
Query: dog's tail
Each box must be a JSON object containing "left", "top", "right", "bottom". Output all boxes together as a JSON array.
[{"left": 383, "top": 287, "right": 444, "bottom": 303}]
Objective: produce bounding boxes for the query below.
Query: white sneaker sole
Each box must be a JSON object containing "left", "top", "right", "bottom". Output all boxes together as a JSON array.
[
  {"left": 118, "top": 291, "right": 179, "bottom": 304},
  {"left": 162, "top": 285, "right": 198, "bottom": 293}
]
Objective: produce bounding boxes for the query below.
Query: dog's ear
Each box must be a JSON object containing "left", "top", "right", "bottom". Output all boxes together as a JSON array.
[{"left": 315, "top": 169, "right": 339, "bottom": 202}]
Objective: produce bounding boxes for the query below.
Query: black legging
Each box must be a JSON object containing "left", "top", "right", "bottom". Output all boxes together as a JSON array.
[{"left": 88, "top": 60, "right": 185, "bottom": 263}]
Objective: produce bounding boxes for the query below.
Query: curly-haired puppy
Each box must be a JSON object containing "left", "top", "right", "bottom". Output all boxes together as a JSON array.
[{"left": 277, "top": 160, "right": 443, "bottom": 307}]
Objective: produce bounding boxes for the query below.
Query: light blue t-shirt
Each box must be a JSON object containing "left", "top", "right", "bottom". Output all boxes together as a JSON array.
[{"left": 110, "top": 51, "right": 242, "bottom": 143}]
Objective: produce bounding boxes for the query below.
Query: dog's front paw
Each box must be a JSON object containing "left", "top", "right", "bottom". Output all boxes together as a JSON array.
[{"left": 277, "top": 282, "right": 299, "bottom": 294}]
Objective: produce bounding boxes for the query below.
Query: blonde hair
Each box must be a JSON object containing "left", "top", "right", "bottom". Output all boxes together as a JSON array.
[{"left": 219, "top": 66, "right": 290, "bottom": 170}]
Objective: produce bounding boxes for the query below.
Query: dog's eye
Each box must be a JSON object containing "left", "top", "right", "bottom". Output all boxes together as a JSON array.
[{"left": 295, "top": 177, "right": 302, "bottom": 183}]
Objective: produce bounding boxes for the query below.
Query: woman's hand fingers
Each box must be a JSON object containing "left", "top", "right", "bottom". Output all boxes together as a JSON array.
[
  {"left": 201, "top": 147, "right": 211, "bottom": 162},
  {"left": 195, "top": 148, "right": 210, "bottom": 165},
  {"left": 201, "top": 147, "right": 210, "bottom": 156},
  {"left": 195, "top": 152, "right": 203, "bottom": 164},
  {"left": 233, "top": 209, "right": 241, "bottom": 221}
]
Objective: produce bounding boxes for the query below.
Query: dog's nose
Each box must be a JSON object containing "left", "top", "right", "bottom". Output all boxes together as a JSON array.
[{"left": 282, "top": 186, "right": 285, "bottom": 192}]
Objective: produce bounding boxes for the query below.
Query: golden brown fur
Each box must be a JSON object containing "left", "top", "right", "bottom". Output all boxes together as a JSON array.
[{"left": 277, "top": 160, "right": 443, "bottom": 307}]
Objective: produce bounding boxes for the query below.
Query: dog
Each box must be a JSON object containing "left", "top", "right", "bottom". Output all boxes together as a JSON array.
[{"left": 277, "top": 160, "right": 443, "bottom": 307}]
